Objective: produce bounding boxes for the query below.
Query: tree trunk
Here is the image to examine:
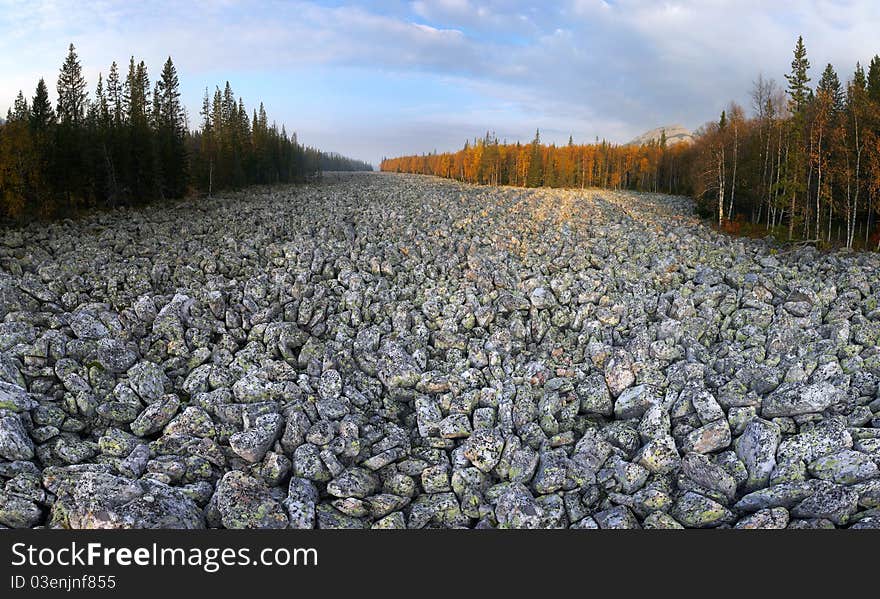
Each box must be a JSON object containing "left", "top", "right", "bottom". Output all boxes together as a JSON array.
[
  {"left": 728, "top": 121, "right": 738, "bottom": 219},
  {"left": 718, "top": 147, "right": 725, "bottom": 226},
  {"left": 851, "top": 110, "right": 861, "bottom": 249},
  {"left": 815, "top": 129, "right": 822, "bottom": 240}
]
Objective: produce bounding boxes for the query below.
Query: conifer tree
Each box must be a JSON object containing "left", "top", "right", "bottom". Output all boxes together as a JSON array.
[
  {"left": 56, "top": 44, "right": 87, "bottom": 125},
  {"left": 816, "top": 63, "right": 843, "bottom": 112},
  {"left": 785, "top": 36, "right": 811, "bottom": 114},
  {"left": 55, "top": 43, "right": 89, "bottom": 208},
  {"left": 526, "top": 129, "right": 543, "bottom": 188},
  {"left": 30, "top": 79, "right": 54, "bottom": 133},
  {"left": 156, "top": 57, "right": 187, "bottom": 198},
  {"left": 867, "top": 55, "right": 880, "bottom": 104}
]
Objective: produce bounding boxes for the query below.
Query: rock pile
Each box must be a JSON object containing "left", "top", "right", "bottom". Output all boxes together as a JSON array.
[{"left": 1, "top": 172, "right": 879, "bottom": 529}]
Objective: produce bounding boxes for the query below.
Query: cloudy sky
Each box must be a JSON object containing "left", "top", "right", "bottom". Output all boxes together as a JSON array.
[{"left": 2, "top": 0, "right": 879, "bottom": 165}]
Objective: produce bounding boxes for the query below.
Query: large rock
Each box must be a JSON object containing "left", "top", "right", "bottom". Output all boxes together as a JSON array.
[
  {"left": 0, "top": 382, "right": 37, "bottom": 412},
  {"left": 463, "top": 428, "right": 505, "bottom": 473},
  {"left": 0, "top": 414, "right": 34, "bottom": 460},
  {"left": 734, "top": 418, "right": 781, "bottom": 491},
  {"left": 214, "top": 471, "right": 288, "bottom": 529},
  {"left": 808, "top": 450, "right": 879, "bottom": 485},
  {"left": 48, "top": 471, "right": 203, "bottom": 529},
  {"left": 671, "top": 491, "right": 734, "bottom": 528},
  {"left": 762, "top": 382, "right": 846, "bottom": 418}
]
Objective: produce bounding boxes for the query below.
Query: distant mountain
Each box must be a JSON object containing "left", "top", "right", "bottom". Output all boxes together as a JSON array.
[{"left": 628, "top": 125, "right": 694, "bottom": 147}]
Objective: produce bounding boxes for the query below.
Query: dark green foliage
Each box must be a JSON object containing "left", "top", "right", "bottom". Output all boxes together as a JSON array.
[
  {"left": 785, "top": 35, "right": 811, "bottom": 114},
  {"left": 867, "top": 55, "right": 880, "bottom": 103},
  {"left": 0, "top": 44, "right": 370, "bottom": 220},
  {"left": 817, "top": 63, "right": 843, "bottom": 112},
  {"left": 525, "top": 129, "right": 543, "bottom": 188}
]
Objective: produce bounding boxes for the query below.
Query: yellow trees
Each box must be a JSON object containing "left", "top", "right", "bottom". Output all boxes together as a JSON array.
[
  {"left": 0, "top": 117, "right": 35, "bottom": 219},
  {"left": 380, "top": 137, "right": 691, "bottom": 196}
]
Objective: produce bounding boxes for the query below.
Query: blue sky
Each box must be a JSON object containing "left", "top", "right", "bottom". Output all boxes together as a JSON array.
[{"left": 2, "top": 1, "right": 879, "bottom": 165}]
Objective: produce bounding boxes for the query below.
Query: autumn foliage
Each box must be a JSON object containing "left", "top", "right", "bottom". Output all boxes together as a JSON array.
[
  {"left": 381, "top": 130, "right": 692, "bottom": 195},
  {"left": 385, "top": 37, "right": 880, "bottom": 251}
]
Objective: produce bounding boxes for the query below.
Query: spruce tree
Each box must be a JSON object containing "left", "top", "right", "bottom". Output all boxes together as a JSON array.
[
  {"left": 11, "top": 91, "right": 29, "bottom": 122},
  {"left": 107, "top": 61, "right": 122, "bottom": 124},
  {"left": 56, "top": 44, "right": 87, "bottom": 125},
  {"left": 526, "top": 129, "right": 542, "bottom": 188},
  {"left": 55, "top": 43, "right": 89, "bottom": 209},
  {"left": 30, "top": 79, "right": 54, "bottom": 133},
  {"left": 852, "top": 61, "right": 867, "bottom": 91},
  {"left": 816, "top": 63, "right": 843, "bottom": 112},
  {"left": 156, "top": 57, "right": 187, "bottom": 198},
  {"left": 867, "top": 55, "right": 880, "bottom": 104},
  {"left": 785, "top": 36, "right": 811, "bottom": 114}
]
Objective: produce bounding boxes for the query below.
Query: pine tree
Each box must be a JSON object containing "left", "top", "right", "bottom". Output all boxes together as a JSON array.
[
  {"left": 867, "top": 55, "right": 880, "bottom": 104},
  {"left": 816, "top": 63, "right": 843, "bottom": 112},
  {"left": 852, "top": 61, "right": 867, "bottom": 91},
  {"left": 55, "top": 43, "right": 89, "bottom": 209},
  {"left": 94, "top": 74, "right": 109, "bottom": 124},
  {"left": 107, "top": 61, "right": 122, "bottom": 124},
  {"left": 124, "top": 58, "right": 158, "bottom": 201},
  {"left": 526, "top": 129, "right": 542, "bottom": 187},
  {"left": 156, "top": 57, "right": 187, "bottom": 198},
  {"left": 30, "top": 79, "right": 54, "bottom": 133},
  {"left": 56, "top": 44, "right": 87, "bottom": 125},
  {"left": 28, "top": 78, "right": 55, "bottom": 210},
  {"left": 785, "top": 36, "right": 811, "bottom": 114},
  {"left": 11, "top": 91, "right": 29, "bottom": 122},
  {"left": 1, "top": 43, "right": 324, "bottom": 218}
]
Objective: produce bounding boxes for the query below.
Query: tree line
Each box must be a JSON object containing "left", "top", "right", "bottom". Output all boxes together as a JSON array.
[
  {"left": 0, "top": 44, "right": 371, "bottom": 221},
  {"left": 380, "top": 130, "right": 691, "bottom": 196},
  {"left": 382, "top": 36, "right": 880, "bottom": 250},
  {"left": 687, "top": 36, "right": 880, "bottom": 249}
]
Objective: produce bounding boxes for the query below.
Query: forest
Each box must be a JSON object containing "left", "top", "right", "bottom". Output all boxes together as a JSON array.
[
  {"left": 380, "top": 131, "right": 691, "bottom": 199},
  {"left": 382, "top": 36, "right": 880, "bottom": 250},
  {"left": 0, "top": 44, "right": 372, "bottom": 221}
]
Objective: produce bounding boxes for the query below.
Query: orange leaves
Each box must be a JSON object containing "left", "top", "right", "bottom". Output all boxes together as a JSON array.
[{"left": 381, "top": 135, "right": 687, "bottom": 195}]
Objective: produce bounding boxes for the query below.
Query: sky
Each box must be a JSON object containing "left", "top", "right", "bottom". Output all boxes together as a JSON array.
[{"left": 2, "top": 0, "right": 880, "bottom": 166}]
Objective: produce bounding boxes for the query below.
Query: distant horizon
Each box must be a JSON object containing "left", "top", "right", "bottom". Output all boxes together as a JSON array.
[{"left": 4, "top": 1, "right": 880, "bottom": 165}]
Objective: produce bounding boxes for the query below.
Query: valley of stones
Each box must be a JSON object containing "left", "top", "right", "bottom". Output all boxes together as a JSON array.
[{"left": 2, "top": 171, "right": 880, "bottom": 530}]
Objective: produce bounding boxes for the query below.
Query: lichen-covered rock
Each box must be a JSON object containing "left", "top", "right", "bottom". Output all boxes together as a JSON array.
[
  {"left": 594, "top": 505, "right": 641, "bottom": 529},
  {"left": 47, "top": 471, "right": 203, "bottom": 529},
  {"left": 127, "top": 361, "right": 168, "bottom": 403},
  {"left": 2, "top": 173, "right": 880, "bottom": 529},
  {"left": 129, "top": 394, "right": 180, "bottom": 437},
  {"left": 214, "top": 471, "right": 288, "bottom": 529},
  {"left": 613, "top": 384, "right": 655, "bottom": 420},
  {"left": 791, "top": 481, "right": 859, "bottom": 525},
  {"left": 734, "top": 418, "right": 781, "bottom": 491},
  {"left": 327, "top": 467, "right": 379, "bottom": 499},
  {"left": 671, "top": 491, "right": 735, "bottom": 528},
  {"left": 762, "top": 382, "right": 846, "bottom": 418},
  {"left": 734, "top": 507, "right": 790, "bottom": 529},
  {"left": 0, "top": 382, "right": 37, "bottom": 412},
  {"left": 604, "top": 350, "right": 635, "bottom": 398},
  {"left": 463, "top": 428, "right": 505, "bottom": 473},
  {"left": 0, "top": 414, "right": 34, "bottom": 460},
  {"left": 285, "top": 477, "right": 319, "bottom": 529},
  {"left": 0, "top": 491, "right": 43, "bottom": 528},
  {"left": 229, "top": 413, "right": 282, "bottom": 463},
  {"left": 808, "top": 449, "right": 879, "bottom": 485},
  {"left": 578, "top": 373, "right": 613, "bottom": 416},
  {"left": 495, "top": 483, "right": 543, "bottom": 529}
]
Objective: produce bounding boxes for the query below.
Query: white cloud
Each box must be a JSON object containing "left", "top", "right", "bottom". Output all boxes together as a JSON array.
[{"left": 3, "top": 0, "right": 880, "bottom": 163}]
